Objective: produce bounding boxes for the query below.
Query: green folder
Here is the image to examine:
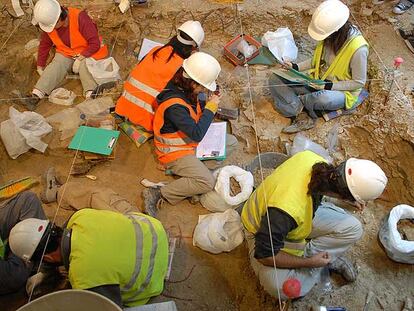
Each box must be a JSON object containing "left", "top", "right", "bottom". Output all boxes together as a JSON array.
[{"left": 69, "top": 126, "right": 120, "bottom": 155}]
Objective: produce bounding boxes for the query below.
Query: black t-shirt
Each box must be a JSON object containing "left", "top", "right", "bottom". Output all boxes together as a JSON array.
[{"left": 254, "top": 194, "right": 322, "bottom": 259}]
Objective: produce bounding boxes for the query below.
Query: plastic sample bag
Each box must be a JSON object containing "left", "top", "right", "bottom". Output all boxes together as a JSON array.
[
  {"left": 379, "top": 204, "right": 414, "bottom": 264},
  {"left": 193, "top": 209, "right": 244, "bottom": 254},
  {"left": 290, "top": 133, "right": 333, "bottom": 163},
  {"left": 49, "top": 88, "right": 76, "bottom": 106},
  {"left": 262, "top": 28, "right": 298, "bottom": 62},
  {"left": 86, "top": 57, "right": 121, "bottom": 85},
  {"left": 1, "top": 107, "right": 52, "bottom": 158},
  {"left": 215, "top": 166, "right": 254, "bottom": 206}
]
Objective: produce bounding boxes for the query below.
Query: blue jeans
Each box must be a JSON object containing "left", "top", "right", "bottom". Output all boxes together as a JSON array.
[{"left": 269, "top": 75, "right": 345, "bottom": 119}]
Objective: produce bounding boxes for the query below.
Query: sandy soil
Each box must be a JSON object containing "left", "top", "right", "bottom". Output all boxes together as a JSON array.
[{"left": 0, "top": 0, "right": 413, "bottom": 310}]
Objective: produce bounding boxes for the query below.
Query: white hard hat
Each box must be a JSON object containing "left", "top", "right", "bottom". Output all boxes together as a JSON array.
[
  {"left": 9, "top": 218, "right": 50, "bottom": 261},
  {"left": 34, "top": 0, "right": 61, "bottom": 33},
  {"left": 178, "top": 20, "right": 205, "bottom": 47},
  {"left": 182, "top": 52, "right": 221, "bottom": 91},
  {"left": 344, "top": 158, "right": 388, "bottom": 204},
  {"left": 308, "top": 0, "right": 350, "bottom": 41}
]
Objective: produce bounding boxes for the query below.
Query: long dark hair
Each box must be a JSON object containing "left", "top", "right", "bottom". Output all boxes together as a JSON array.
[
  {"left": 152, "top": 31, "right": 194, "bottom": 62},
  {"left": 308, "top": 162, "right": 354, "bottom": 201},
  {"left": 171, "top": 67, "right": 198, "bottom": 104},
  {"left": 325, "top": 21, "right": 357, "bottom": 54},
  {"left": 59, "top": 6, "right": 68, "bottom": 21}
]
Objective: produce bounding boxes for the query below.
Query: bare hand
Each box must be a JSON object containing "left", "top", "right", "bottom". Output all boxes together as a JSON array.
[
  {"left": 355, "top": 201, "right": 367, "bottom": 211},
  {"left": 308, "top": 252, "right": 331, "bottom": 268},
  {"left": 281, "top": 61, "right": 293, "bottom": 70}
]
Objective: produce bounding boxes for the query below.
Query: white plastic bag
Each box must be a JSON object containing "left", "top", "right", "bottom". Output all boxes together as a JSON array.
[
  {"left": 85, "top": 57, "right": 121, "bottom": 84},
  {"left": 262, "top": 28, "right": 298, "bottom": 62},
  {"left": 379, "top": 204, "right": 414, "bottom": 264},
  {"left": 1, "top": 107, "right": 52, "bottom": 159},
  {"left": 0, "top": 119, "right": 31, "bottom": 159},
  {"left": 290, "top": 133, "right": 333, "bottom": 163},
  {"left": 193, "top": 209, "right": 244, "bottom": 254},
  {"left": 215, "top": 165, "right": 254, "bottom": 206},
  {"left": 49, "top": 88, "right": 76, "bottom": 106}
]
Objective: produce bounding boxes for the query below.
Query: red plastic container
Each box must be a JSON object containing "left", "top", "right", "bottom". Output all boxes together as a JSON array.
[{"left": 223, "top": 34, "right": 261, "bottom": 66}]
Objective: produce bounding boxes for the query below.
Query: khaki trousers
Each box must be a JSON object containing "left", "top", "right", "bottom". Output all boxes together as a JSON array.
[
  {"left": 35, "top": 53, "right": 97, "bottom": 96},
  {"left": 57, "top": 181, "right": 137, "bottom": 214},
  {"left": 160, "top": 134, "right": 238, "bottom": 205}
]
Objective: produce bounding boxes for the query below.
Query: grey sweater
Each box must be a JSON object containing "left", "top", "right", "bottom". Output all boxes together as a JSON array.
[{"left": 297, "top": 30, "right": 368, "bottom": 91}]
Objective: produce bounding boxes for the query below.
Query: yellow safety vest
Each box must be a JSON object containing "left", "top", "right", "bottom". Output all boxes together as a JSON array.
[
  {"left": 67, "top": 209, "right": 168, "bottom": 307},
  {"left": 310, "top": 35, "right": 369, "bottom": 110},
  {"left": 241, "top": 151, "right": 326, "bottom": 257}
]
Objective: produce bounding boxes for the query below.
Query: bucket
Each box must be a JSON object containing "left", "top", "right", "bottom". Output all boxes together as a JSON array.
[{"left": 16, "top": 289, "right": 122, "bottom": 311}]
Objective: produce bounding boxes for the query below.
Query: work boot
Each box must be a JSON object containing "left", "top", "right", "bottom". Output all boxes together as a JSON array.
[
  {"left": 19, "top": 94, "right": 41, "bottom": 111},
  {"left": 142, "top": 187, "right": 163, "bottom": 218},
  {"left": 91, "top": 81, "right": 116, "bottom": 99},
  {"left": 328, "top": 256, "right": 357, "bottom": 282},
  {"left": 282, "top": 113, "right": 315, "bottom": 134},
  {"left": 41, "top": 167, "right": 59, "bottom": 204}
]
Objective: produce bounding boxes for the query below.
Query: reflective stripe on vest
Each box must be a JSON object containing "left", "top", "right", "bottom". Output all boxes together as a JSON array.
[
  {"left": 241, "top": 151, "right": 326, "bottom": 257},
  {"left": 67, "top": 209, "right": 168, "bottom": 307},
  {"left": 153, "top": 97, "right": 202, "bottom": 164},
  {"left": 310, "top": 35, "right": 369, "bottom": 110},
  {"left": 128, "top": 77, "right": 160, "bottom": 98},
  {"left": 123, "top": 214, "right": 158, "bottom": 303},
  {"left": 47, "top": 7, "right": 108, "bottom": 60},
  {"left": 114, "top": 46, "right": 183, "bottom": 132},
  {"left": 122, "top": 90, "right": 154, "bottom": 114}
]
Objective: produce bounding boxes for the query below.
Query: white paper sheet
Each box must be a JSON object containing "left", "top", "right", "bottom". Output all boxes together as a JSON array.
[
  {"left": 137, "top": 38, "right": 163, "bottom": 61},
  {"left": 196, "top": 122, "right": 227, "bottom": 160}
]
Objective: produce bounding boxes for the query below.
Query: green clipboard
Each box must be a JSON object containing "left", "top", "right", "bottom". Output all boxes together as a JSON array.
[
  {"left": 69, "top": 126, "right": 120, "bottom": 155},
  {"left": 271, "top": 68, "right": 325, "bottom": 86}
]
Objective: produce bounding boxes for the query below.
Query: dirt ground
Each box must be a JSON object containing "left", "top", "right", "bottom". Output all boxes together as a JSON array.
[{"left": 0, "top": 0, "right": 414, "bottom": 310}]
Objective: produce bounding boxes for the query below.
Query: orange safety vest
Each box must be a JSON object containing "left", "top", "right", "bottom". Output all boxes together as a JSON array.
[
  {"left": 115, "top": 46, "right": 183, "bottom": 132},
  {"left": 153, "top": 97, "right": 202, "bottom": 164},
  {"left": 47, "top": 7, "right": 108, "bottom": 60}
]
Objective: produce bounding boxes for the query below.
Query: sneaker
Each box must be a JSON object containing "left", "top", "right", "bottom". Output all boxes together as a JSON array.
[
  {"left": 393, "top": 0, "right": 414, "bottom": 14},
  {"left": 328, "top": 256, "right": 357, "bottom": 282},
  {"left": 142, "top": 187, "right": 162, "bottom": 218},
  {"left": 90, "top": 81, "right": 116, "bottom": 99},
  {"left": 282, "top": 114, "right": 316, "bottom": 134},
  {"left": 41, "top": 167, "right": 59, "bottom": 204}
]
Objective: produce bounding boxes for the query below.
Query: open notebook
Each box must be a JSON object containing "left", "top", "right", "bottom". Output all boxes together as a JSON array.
[{"left": 196, "top": 122, "right": 227, "bottom": 161}]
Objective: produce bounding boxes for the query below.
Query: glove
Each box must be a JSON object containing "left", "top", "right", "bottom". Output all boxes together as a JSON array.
[
  {"left": 72, "top": 55, "right": 85, "bottom": 74},
  {"left": 72, "top": 58, "right": 81, "bottom": 74},
  {"left": 37, "top": 66, "right": 44, "bottom": 76},
  {"left": 205, "top": 101, "right": 218, "bottom": 114}
]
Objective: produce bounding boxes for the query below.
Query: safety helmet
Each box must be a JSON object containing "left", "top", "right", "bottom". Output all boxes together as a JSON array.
[
  {"left": 308, "top": 0, "right": 350, "bottom": 41},
  {"left": 9, "top": 219, "right": 50, "bottom": 261},
  {"left": 178, "top": 21, "right": 205, "bottom": 47},
  {"left": 343, "top": 158, "right": 388, "bottom": 204},
  {"left": 182, "top": 52, "right": 221, "bottom": 91},
  {"left": 34, "top": 0, "right": 61, "bottom": 33}
]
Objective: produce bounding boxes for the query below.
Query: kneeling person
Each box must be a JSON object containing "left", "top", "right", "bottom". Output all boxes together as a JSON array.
[{"left": 9, "top": 209, "right": 168, "bottom": 307}]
